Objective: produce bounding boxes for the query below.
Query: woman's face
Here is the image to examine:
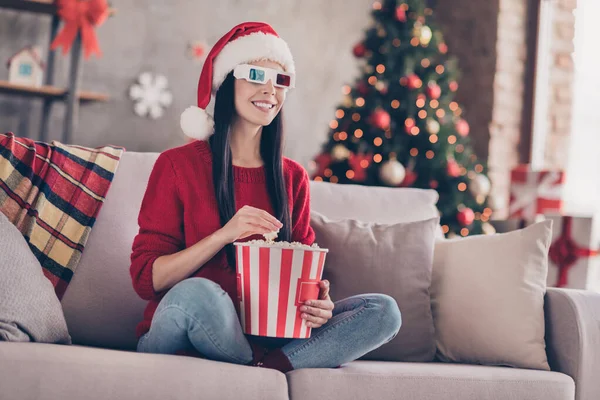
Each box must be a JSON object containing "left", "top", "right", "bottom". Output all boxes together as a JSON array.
[{"left": 234, "top": 60, "right": 288, "bottom": 127}]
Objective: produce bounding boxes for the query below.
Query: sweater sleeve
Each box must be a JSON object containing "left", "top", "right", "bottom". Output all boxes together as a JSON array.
[
  {"left": 130, "top": 153, "right": 184, "bottom": 301},
  {"left": 291, "top": 167, "right": 316, "bottom": 246}
]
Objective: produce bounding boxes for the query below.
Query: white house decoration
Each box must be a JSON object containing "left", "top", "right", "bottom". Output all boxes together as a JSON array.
[{"left": 7, "top": 46, "right": 45, "bottom": 87}]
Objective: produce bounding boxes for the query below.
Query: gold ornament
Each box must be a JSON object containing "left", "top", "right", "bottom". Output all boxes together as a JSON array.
[
  {"left": 426, "top": 119, "right": 440, "bottom": 134},
  {"left": 469, "top": 174, "right": 491, "bottom": 197},
  {"left": 342, "top": 95, "right": 353, "bottom": 107},
  {"left": 364, "top": 64, "right": 374, "bottom": 74},
  {"left": 332, "top": 144, "right": 351, "bottom": 161},
  {"left": 375, "top": 81, "right": 387, "bottom": 92},
  {"left": 379, "top": 159, "right": 406, "bottom": 186},
  {"left": 420, "top": 25, "right": 432, "bottom": 46}
]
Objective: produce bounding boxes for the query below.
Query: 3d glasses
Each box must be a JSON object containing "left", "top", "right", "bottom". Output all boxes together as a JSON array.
[{"left": 233, "top": 64, "right": 295, "bottom": 89}]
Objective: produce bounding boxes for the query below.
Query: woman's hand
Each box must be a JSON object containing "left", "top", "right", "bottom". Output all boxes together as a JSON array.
[
  {"left": 216, "top": 205, "right": 283, "bottom": 244},
  {"left": 299, "top": 280, "right": 334, "bottom": 329}
]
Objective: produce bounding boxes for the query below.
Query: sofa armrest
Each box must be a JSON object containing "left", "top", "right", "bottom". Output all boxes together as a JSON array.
[{"left": 544, "top": 288, "right": 600, "bottom": 400}]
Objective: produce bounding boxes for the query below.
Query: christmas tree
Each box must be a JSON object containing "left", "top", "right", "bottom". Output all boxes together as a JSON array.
[{"left": 310, "top": 0, "right": 493, "bottom": 237}]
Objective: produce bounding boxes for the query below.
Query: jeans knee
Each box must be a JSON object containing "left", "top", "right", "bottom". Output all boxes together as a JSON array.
[
  {"left": 159, "top": 278, "right": 231, "bottom": 316},
  {"left": 369, "top": 294, "right": 402, "bottom": 340}
]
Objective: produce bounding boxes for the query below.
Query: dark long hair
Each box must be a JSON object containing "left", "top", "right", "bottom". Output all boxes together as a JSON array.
[{"left": 210, "top": 72, "right": 291, "bottom": 270}]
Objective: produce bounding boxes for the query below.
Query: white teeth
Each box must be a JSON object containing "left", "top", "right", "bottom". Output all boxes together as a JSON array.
[{"left": 252, "top": 102, "right": 275, "bottom": 109}]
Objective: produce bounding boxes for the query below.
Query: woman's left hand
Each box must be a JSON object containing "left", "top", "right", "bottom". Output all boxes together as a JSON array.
[{"left": 299, "top": 280, "right": 334, "bottom": 329}]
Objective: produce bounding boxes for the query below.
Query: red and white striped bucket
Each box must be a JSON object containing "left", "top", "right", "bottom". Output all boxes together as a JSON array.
[{"left": 234, "top": 242, "right": 328, "bottom": 339}]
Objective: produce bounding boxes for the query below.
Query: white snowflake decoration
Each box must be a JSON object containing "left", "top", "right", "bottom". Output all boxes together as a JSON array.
[{"left": 129, "top": 72, "right": 173, "bottom": 119}]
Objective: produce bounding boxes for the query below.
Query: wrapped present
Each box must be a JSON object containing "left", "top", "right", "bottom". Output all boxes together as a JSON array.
[
  {"left": 545, "top": 214, "right": 600, "bottom": 291},
  {"left": 234, "top": 242, "right": 328, "bottom": 339},
  {"left": 509, "top": 165, "right": 564, "bottom": 221}
]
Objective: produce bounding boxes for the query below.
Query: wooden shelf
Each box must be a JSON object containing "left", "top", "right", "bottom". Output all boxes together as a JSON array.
[
  {"left": 0, "top": 80, "right": 109, "bottom": 102},
  {"left": 0, "top": 0, "right": 56, "bottom": 15}
]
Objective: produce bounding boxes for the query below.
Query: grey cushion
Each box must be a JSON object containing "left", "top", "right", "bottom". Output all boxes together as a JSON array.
[
  {"left": 310, "top": 211, "right": 439, "bottom": 362},
  {"left": 0, "top": 342, "right": 288, "bottom": 400},
  {"left": 0, "top": 213, "right": 71, "bottom": 344},
  {"left": 287, "top": 360, "right": 575, "bottom": 400},
  {"left": 432, "top": 221, "right": 552, "bottom": 371},
  {"left": 309, "top": 181, "right": 439, "bottom": 224}
]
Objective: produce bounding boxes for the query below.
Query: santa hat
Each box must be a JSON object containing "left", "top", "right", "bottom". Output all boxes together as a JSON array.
[{"left": 181, "top": 22, "right": 295, "bottom": 140}]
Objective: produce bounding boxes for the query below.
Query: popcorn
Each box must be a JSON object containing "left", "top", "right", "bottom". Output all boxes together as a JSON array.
[
  {"left": 263, "top": 229, "right": 279, "bottom": 243},
  {"left": 244, "top": 239, "right": 321, "bottom": 251}
]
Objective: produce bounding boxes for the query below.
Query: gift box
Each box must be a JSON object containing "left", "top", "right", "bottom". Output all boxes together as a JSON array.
[
  {"left": 234, "top": 242, "right": 328, "bottom": 339},
  {"left": 509, "top": 165, "right": 564, "bottom": 221},
  {"left": 545, "top": 213, "right": 600, "bottom": 291}
]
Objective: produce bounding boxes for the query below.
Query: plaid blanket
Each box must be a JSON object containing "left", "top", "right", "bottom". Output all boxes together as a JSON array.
[{"left": 0, "top": 132, "right": 124, "bottom": 299}]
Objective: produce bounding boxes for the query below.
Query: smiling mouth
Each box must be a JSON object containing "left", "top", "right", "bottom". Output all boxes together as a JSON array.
[{"left": 252, "top": 101, "right": 276, "bottom": 111}]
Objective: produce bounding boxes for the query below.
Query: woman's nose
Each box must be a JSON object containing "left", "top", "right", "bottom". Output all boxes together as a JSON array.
[{"left": 262, "top": 80, "right": 276, "bottom": 95}]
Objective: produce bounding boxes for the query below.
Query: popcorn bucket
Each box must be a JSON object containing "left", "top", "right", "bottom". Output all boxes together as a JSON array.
[{"left": 234, "top": 242, "right": 328, "bottom": 339}]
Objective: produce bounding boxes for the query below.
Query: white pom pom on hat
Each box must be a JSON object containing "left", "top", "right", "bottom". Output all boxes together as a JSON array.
[
  {"left": 180, "top": 106, "right": 214, "bottom": 140},
  {"left": 181, "top": 22, "right": 295, "bottom": 140}
]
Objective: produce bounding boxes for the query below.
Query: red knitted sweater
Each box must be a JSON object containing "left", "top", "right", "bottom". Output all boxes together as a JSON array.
[{"left": 130, "top": 140, "right": 315, "bottom": 346}]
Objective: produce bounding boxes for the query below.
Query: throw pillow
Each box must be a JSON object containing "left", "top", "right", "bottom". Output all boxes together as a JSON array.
[
  {"left": 310, "top": 211, "right": 440, "bottom": 362},
  {"left": 431, "top": 220, "right": 552, "bottom": 370},
  {"left": 0, "top": 212, "right": 71, "bottom": 344}
]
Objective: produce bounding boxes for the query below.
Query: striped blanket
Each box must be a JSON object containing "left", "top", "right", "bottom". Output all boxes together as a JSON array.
[{"left": 0, "top": 132, "right": 124, "bottom": 299}]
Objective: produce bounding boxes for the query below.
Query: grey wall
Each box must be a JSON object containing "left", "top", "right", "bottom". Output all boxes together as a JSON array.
[{"left": 0, "top": 0, "right": 373, "bottom": 168}]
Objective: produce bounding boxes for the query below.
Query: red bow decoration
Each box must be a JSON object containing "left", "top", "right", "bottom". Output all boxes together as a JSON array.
[
  {"left": 51, "top": 0, "right": 109, "bottom": 60},
  {"left": 548, "top": 216, "right": 599, "bottom": 287}
]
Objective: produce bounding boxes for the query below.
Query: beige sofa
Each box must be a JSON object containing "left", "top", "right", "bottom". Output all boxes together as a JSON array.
[{"left": 1, "top": 151, "right": 599, "bottom": 400}]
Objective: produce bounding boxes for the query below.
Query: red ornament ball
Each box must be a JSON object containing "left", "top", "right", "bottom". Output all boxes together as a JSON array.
[
  {"left": 400, "top": 169, "right": 418, "bottom": 187},
  {"left": 456, "top": 119, "right": 470, "bottom": 137},
  {"left": 449, "top": 81, "right": 459, "bottom": 92},
  {"left": 446, "top": 159, "right": 461, "bottom": 178},
  {"left": 353, "top": 42, "right": 366, "bottom": 58},
  {"left": 370, "top": 109, "right": 391, "bottom": 130},
  {"left": 426, "top": 82, "right": 441, "bottom": 99},
  {"left": 357, "top": 81, "right": 370, "bottom": 96},
  {"left": 457, "top": 208, "right": 475, "bottom": 226},
  {"left": 395, "top": 6, "right": 407, "bottom": 22},
  {"left": 406, "top": 74, "right": 422, "bottom": 90}
]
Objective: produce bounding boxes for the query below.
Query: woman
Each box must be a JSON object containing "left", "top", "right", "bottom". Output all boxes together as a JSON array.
[{"left": 130, "top": 22, "right": 402, "bottom": 373}]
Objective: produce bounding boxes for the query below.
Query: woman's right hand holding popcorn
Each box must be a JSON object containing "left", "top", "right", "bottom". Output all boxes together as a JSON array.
[{"left": 217, "top": 205, "right": 283, "bottom": 244}]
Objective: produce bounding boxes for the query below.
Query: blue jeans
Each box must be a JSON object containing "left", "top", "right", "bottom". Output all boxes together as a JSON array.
[{"left": 137, "top": 277, "right": 402, "bottom": 369}]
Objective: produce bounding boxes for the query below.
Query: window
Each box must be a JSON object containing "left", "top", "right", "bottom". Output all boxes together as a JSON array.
[
  {"left": 19, "top": 62, "right": 33, "bottom": 77},
  {"left": 564, "top": 0, "right": 600, "bottom": 209}
]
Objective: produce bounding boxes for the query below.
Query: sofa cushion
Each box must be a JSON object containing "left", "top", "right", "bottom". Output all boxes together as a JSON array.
[
  {"left": 310, "top": 211, "right": 439, "bottom": 362},
  {"left": 309, "top": 180, "right": 439, "bottom": 224},
  {"left": 0, "top": 213, "right": 71, "bottom": 344},
  {"left": 432, "top": 221, "right": 552, "bottom": 370},
  {"left": 0, "top": 342, "right": 288, "bottom": 400},
  {"left": 61, "top": 152, "right": 159, "bottom": 350},
  {"left": 287, "top": 361, "right": 574, "bottom": 400}
]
